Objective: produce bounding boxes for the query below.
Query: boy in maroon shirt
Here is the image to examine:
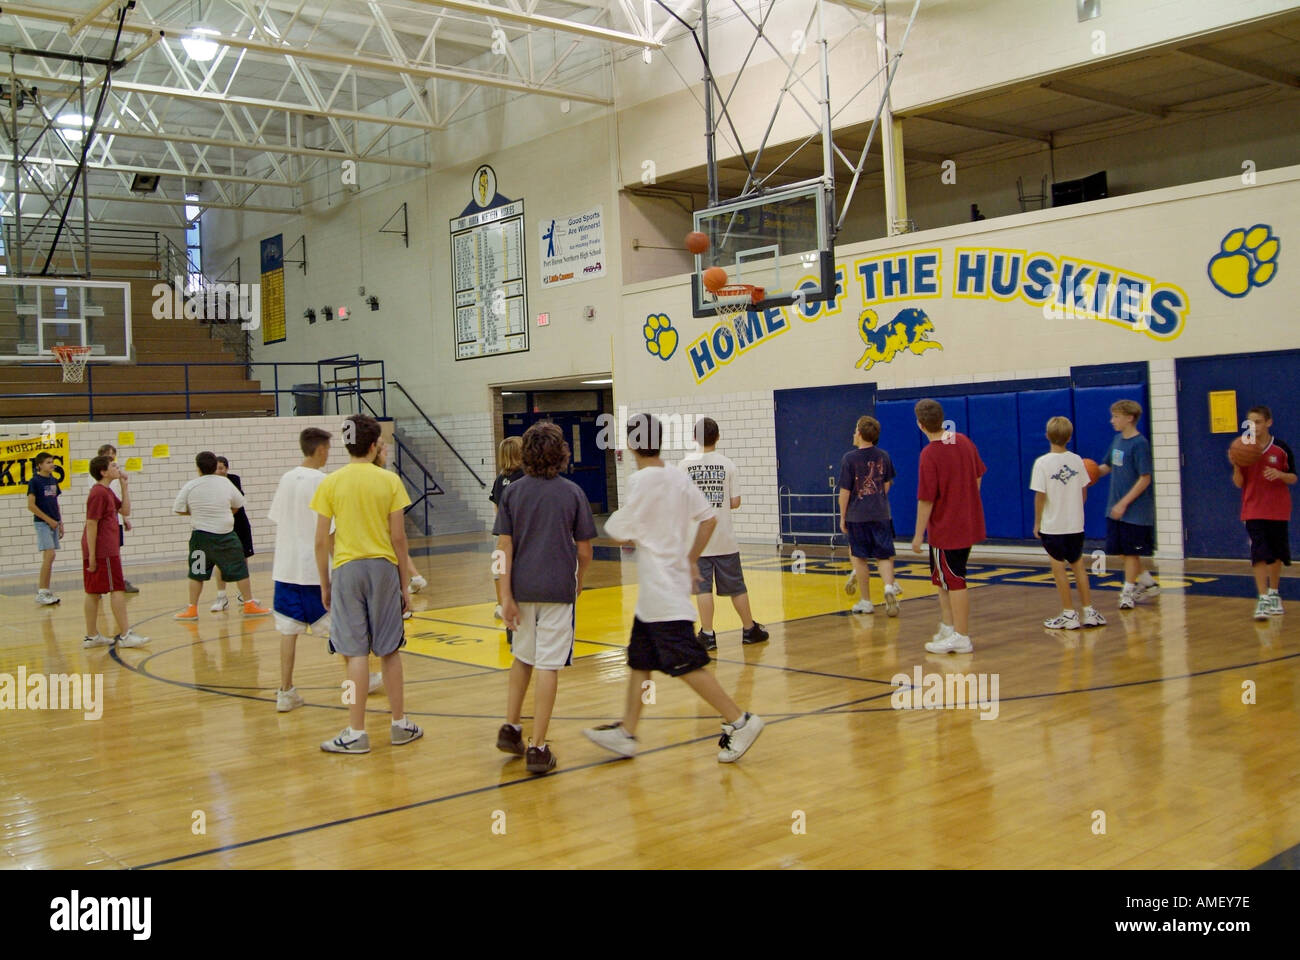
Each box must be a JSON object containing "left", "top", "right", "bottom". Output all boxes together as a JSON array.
[
  {"left": 909, "top": 398, "right": 986, "bottom": 653},
  {"left": 82, "top": 455, "right": 149, "bottom": 649},
  {"left": 1232, "top": 405, "right": 1296, "bottom": 620}
]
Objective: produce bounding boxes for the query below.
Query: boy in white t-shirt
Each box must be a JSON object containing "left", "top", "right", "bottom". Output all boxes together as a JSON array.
[
  {"left": 1030, "top": 416, "right": 1105, "bottom": 630},
  {"left": 266, "top": 428, "right": 332, "bottom": 712},
  {"left": 681, "top": 417, "right": 767, "bottom": 651},
  {"left": 583, "top": 414, "right": 763, "bottom": 764}
]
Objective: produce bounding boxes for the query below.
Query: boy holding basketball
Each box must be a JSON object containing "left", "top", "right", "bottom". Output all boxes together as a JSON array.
[
  {"left": 910, "top": 399, "right": 986, "bottom": 653},
  {"left": 584, "top": 414, "right": 763, "bottom": 763},
  {"left": 838, "top": 415, "right": 901, "bottom": 617},
  {"left": 1030, "top": 417, "right": 1104, "bottom": 629},
  {"left": 682, "top": 417, "right": 768, "bottom": 649},
  {"left": 1095, "top": 400, "right": 1159, "bottom": 609},
  {"left": 312, "top": 415, "right": 420, "bottom": 754},
  {"left": 1231, "top": 405, "right": 1296, "bottom": 620},
  {"left": 493, "top": 422, "right": 596, "bottom": 774}
]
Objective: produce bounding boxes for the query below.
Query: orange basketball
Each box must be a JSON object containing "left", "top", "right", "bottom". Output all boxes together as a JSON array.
[
  {"left": 685, "top": 231, "right": 709, "bottom": 255},
  {"left": 702, "top": 266, "right": 728, "bottom": 293},
  {"left": 1229, "top": 437, "right": 1264, "bottom": 468},
  {"left": 1081, "top": 457, "right": 1100, "bottom": 487}
]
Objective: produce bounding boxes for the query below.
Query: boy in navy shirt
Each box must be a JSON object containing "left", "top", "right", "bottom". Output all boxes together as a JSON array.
[
  {"left": 838, "top": 416, "right": 901, "bottom": 616},
  {"left": 27, "top": 451, "right": 62, "bottom": 605},
  {"left": 1095, "top": 399, "right": 1159, "bottom": 610}
]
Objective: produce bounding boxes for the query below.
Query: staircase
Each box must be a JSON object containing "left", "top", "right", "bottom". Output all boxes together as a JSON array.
[{"left": 393, "top": 424, "right": 485, "bottom": 536}]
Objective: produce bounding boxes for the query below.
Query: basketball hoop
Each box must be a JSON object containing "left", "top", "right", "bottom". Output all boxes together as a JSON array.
[
  {"left": 52, "top": 345, "right": 92, "bottom": 383},
  {"left": 710, "top": 284, "right": 765, "bottom": 321}
]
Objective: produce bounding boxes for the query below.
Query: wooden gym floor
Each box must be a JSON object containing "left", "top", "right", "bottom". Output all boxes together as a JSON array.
[{"left": 1, "top": 536, "right": 1297, "bottom": 869}]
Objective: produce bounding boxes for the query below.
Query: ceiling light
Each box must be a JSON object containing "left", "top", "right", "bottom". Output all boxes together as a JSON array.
[
  {"left": 57, "top": 113, "right": 90, "bottom": 127},
  {"left": 182, "top": 28, "right": 220, "bottom": 61},
  {"left": 581, "top": 378, "right": 613, "bottom": 385}
]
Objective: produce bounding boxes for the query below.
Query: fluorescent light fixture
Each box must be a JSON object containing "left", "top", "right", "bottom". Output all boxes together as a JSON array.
[
  {"left": 581, "top": 378, "right": 613, "bottom": 385},
  {"left": 501, "top": 392, "right": 516, "bottom": 396},
  {"left": 57, "top": 113, "right": 91, "bottom": 127},
  {"left": 182, "top": 28, "right": 220, "bottom": 61}
]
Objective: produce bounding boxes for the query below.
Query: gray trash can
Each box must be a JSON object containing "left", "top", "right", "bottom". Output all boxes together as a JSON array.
[{"left": 291, "top": 383, "right": 323, "bottom": 416}]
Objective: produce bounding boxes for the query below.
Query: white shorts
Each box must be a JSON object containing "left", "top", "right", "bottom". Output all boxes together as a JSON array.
[
  {"left": 513, "top": 602, "right": 575, "bottom": 670},
  {"left": 274, "top": 611, "right": 330, "bottom": 637}
]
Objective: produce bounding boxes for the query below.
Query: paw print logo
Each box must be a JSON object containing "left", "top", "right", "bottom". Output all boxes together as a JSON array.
[
  {"left": 643, "top": 313, "right": 678, "bottom": 361},
  {"left": 1208, "top": 224, "right": 1280, "bottom": 298}
]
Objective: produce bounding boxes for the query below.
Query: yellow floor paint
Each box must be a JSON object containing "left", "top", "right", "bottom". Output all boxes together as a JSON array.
[{"left": 406, "top": 568, "right": 952, "bottom": 668}]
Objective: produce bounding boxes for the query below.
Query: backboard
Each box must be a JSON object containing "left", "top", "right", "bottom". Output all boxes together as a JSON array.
[
  {"left": 691, "top": 180, "right": 836, "bottom": 318},
  {"left": 0, "top": 278, "right": 132, "bottom": 363}
]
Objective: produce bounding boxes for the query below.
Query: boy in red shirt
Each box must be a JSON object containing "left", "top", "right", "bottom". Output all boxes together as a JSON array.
[
  {"left": 1232, "top": 405, "right": 1296, "bottom": 620},
  {"left": 82, "top": 455, "right": 149, "bottom": 649},
  {"left": 910, "top": 399, "right": 986, "bottom": 653}
]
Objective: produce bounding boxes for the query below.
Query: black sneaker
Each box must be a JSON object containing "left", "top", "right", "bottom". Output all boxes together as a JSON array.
[
  {"left": 525, "top": 744, "right": 556, "bottom": 774},
  {"left": 697, "top": 629, "right": 717, "bottom": 651},
  {"left": 496, "top": 723, "right": 525, "bottom": 756},
  {"left": 123, "top": 580, "right": 140, "bottom": 594},
  {"left": 742, "top": 622, "right": 769, "bottom": 644}
]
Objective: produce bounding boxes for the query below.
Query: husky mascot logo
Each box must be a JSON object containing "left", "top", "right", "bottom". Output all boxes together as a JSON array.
[{"left": 854, "top": 307, "right": 942, "bottom": 371}]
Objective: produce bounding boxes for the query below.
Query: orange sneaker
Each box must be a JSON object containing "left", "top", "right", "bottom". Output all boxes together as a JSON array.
[
  {"left": 242, "top": 599, "right": 271, "bottom": 617},
  {"left": 174, "top": 604, "right": 199, "bottom": 621}
]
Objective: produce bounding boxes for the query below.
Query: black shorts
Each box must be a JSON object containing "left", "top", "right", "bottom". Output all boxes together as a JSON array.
[
  {"left": 1040, "top": 531, "right": 1085, "bottom": 564},
  {"left": 627, "top": 617, "right": 711, "bottom": 677},
  {"left": 929, "top": 546, "right": 971, "bottom": 590},
  {"left": 695, "top": 553, "right": 748, "bottom": 596},
  {"left": 847, "top": 520, "right": 896, "bottom": 560},
  {"left": 1105, "top": 519, "right": 1153, "bottom": 557},
  {"left": 1246, "top": 519, "right": 1291, "bottom": 566}
]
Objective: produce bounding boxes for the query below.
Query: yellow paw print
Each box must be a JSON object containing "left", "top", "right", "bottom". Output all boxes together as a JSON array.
[
  {"left": 643, "top": 313, "right": 678, "bottom": 360},
  {"left": 1208, "top": 224, "right": 1280, "bottom": 298}
]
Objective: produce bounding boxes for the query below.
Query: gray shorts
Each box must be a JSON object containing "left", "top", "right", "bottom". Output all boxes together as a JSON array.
[
  {"left": 694, "top": 552, "right": 747, "bottom": 597},
  {"left": 328, "top": 558, "right": 406, "bottom": 658}
]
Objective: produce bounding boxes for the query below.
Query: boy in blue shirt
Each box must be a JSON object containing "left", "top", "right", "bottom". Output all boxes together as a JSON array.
[
  {"left": 1095, "top": 399, "right": 1159, "bottom": 609},
  {"left": 838, "top": 415, "right": 901, "bottom": 616},
  {"left": 27, "top": 451, "right": 62, "bottom": 605}
]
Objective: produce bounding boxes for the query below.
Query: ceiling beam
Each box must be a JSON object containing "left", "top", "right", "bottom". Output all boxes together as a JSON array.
[
  {"left": 1040, "top": 79, "right": 1168, "bottom": 118},
  {"left": 68, "top": 0, "right": 117, "bottom": 36},
  {"left": 1177, "top": 43, "right": 1300, "bottom": 89},
  {"left": 914, "top": 110, "right": 1053, "bottom": 143},
  {"left": 374, "top": 0, "right": 662, "bottom": 48},
  {"left": 83, "top": 192, "right": 299, "bottom": 214},
  {"left": 0, "top": 153, "right": 297, "bottom": 188}
]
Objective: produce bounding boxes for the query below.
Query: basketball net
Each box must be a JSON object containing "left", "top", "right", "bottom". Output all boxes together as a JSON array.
[
  {"left": 52, "top": 345, "right": 92, "bottom": 383},
  {"left": 711, "top": 284, "right": 764, "bottom": 321}
]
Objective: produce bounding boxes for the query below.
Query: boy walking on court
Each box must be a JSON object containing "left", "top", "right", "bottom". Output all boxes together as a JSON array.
[
  {"left": 493, "top": 422, "right": 596, "bottom": 774},
  {"left": 681, "top": 417, "right": 768, "bottom": 650},
  {"left": 910, "top": 399, "right": 986, "bottom": 654},
  {"left": 584, "top": 414, "right": 763, "bottom": 763},
  {"left": 311, "top": 415, "right": 420, "bottom": 754},
  {"left": 839, "top": 415, "right": 901, "bottom": 617},
  {"left": 173, "top": 452, "right": 271, "bottom": 620},
  {"left": 88, "top": 444, "right": 139, "bottom": 593},
  {"left": 1231, "top": 405, "right": 1296, "bottom": 620},
  {"left": 82, "top": 455, "right": 148, "bottom": 648},
  {"left": 28, "top": 451, "right": 63, "bottom": 605},
  {"left": 1095, "top": 400, "right": 1159, "bottom": 609},
  {"left": 267, "top": 428, "right": 332, "bottom": 712},
  {"left": 1030, "top": 416, "right": 1105, "bottom": 629}
]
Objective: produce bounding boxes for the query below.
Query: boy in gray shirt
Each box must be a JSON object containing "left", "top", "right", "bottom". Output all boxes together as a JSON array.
[{"left": 492, "top": 421, "right": 597, "bottom": 774}]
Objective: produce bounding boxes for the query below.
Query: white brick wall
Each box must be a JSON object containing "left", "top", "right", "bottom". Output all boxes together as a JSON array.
[
  {"left": 0, "top": 415, "right": 344, "bottom": 579},
  {"left": 399, "top": 411, "right": 496, "bottom": 530},
  {"left": 1148, "top": 357, "right": 1184, "bottom": 559}
]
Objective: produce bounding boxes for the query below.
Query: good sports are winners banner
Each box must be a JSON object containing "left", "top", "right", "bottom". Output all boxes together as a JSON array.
[{"left": 0, "top": 433, "right": 71, "bottom": 495}]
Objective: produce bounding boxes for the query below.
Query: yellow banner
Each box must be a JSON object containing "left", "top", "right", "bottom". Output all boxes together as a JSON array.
[{"left": 0, "top": 433, "right": 71, "bottom": 495}]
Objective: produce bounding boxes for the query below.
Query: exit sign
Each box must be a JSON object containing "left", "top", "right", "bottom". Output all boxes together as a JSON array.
[{"left": 537, "top": 312, "right": 550, "bottom": 326}]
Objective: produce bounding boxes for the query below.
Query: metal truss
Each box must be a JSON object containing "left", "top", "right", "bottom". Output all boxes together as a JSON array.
[{"left": 0, "top": 0, "right": 680, "bottom": 225}]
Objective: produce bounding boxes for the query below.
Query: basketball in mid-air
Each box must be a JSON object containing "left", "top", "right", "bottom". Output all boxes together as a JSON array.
[
  {"left": 1081, "top": 458, "right": 1100, "bottom": 487},
  {"left": 1228, "top": 437, "right": 1264, "bottom": 468},
  {"left": 685, "top": 231, "right": 709, "bottom": 255},
  {"left": 702, "top": 266, "right": 728, "bottom": 293}
]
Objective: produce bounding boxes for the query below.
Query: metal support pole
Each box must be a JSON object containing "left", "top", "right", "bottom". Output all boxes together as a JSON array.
[
  {"left": 79, "top": 65, "right": 91, "bottom": 275},
  {"left": 10, "top": 55, "right": 24, "bottom": 275},
  {"left": 701, "top": 0, "right": 717, "bottom": 208},
  {"left": 817, "top": 0, "right": 835, "bottom": 228}
]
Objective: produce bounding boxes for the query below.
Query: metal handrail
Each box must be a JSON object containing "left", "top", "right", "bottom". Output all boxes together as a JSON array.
[
  {"left": 388, "top": 379, "right": 486, "bottom": 488},
  {"left": 391, "top": 431, "right": 445, "bottom": 535}
]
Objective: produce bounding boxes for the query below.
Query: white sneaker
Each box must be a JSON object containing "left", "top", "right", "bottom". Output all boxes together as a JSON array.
[
  {"left": 276, "top": 687, "right": 305, "bottom": 712},
  {"left": 116, "top": 629, "right": 150, "bottom": 648},
  {"left": 583, "top": 722, "right": 638, "bottom": 758},
  {"left": 931, "top": 622, "right": 955, "bottom": 644},
  {"left": 1044, "top": 610, "right": 1081, "bottom": 630},
  {"left": 369, "top": 672, "right": 384, "bottom": 694},
  {"left": 851, "top": 599, "right": 874, "bottom": 614},
  {"left": 1118, "top": 588, "right": 1136, "bottom": 611},
  {"left": 409, "top": 575, "right": 427, "bottom": 594},
  {"left": 1254, "top": 597, "right": 1272, "bottom": 621},
  {"left": 718, "top": 712, "right": 764, "bottom": 762},
  {"left": 1268, "top": 591, "right": 1283, "bottom": 616},
  {"left": 883, "top": 584, "right": 900, "bottom": 617},
  {"left": 35, "top": 590, "right": 60, "bottom": 605},
  {"left": 493, "top": 604, "right": 503, "bottom": 622},
  {"left": 210, "top": 594, "right": 229, "bottom": 613},
  {"left": 1082, "top": 606, "right": 1106, "bottom": 627},
  {"left": 925, "top": 632, "right": 973, "bottom": 654},
  {"left": 402, "top": 609, "right": 413, "bottom": 620},
  {"left": 844, "top": 570, "right": 858, "bottom": 596},
  {"left": 82, "top": 634, "right": 113, "bottom": 649},
  {"left": 1133, "top": 577, "right": 1159, "bottom": 601}
]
